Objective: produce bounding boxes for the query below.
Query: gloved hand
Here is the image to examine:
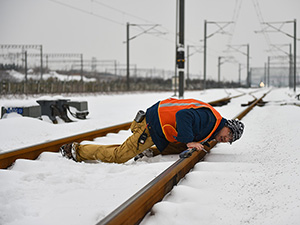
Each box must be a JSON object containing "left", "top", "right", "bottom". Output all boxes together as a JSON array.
[{"left": 186, "top": 142, "right": 204, "bottom": 151}]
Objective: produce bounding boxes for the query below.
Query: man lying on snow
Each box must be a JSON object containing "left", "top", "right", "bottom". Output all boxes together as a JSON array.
[{"left": 60, "top": 98, "right": 245, "bottom": 163}]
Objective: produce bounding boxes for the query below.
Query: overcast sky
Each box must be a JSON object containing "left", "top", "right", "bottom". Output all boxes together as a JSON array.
[{"left": 1, "top": 0, "right": 299, "bottom": 82}]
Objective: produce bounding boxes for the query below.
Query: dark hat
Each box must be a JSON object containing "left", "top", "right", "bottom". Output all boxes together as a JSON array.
[{"left": 225, "top": 119, "right": 244, "bottom": 143}]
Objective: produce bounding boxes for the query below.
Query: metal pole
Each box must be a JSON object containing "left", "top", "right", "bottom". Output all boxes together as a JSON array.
[
  {"left": 40, "top": 45, "right": 43, "bottom": 80},
  {"left": 25, "top": 51, "right": 28, "bottom": 83},
  {"left": 187, "top": 45, "right": 190, "bottom": 89},
  {"left": 203, "top": 20, "right": 207, "bottom": 90},
  {"left": 264, "top": 62, "right": 267, "bottom": 86},
  {"left": 46, "top": 55, "right": 48, "bottom": 70},
  {"left": 218, "top": 56, "right": 221, "bottom": 86},
  {"left": 178, "top": 0, "right": 185, "bottom": 98},
  {"left": 247, "top": 44, "right": 250, "bottom": 87},
  {"left": 267, "top": 56, "right": 270, "bottom": 87},
  {"left": 179, "top": 0, "right": 184, "bottom": 45},
  {"left": 289, "top": 43, "right": 292, "bottom": 88},
  {"left": 174, "top": 0, "right": 178, "bottom": 96},
  {"left": 249, "top": 68, "right": 252, "bottom": 87},
  {"left": 294, "top": 19, "right": 297, "bottom": 92},
  {"left": 25, "top": 51, "right": 27, "bottom": 94},
  {"left": 80, "top": 54, "right": 83, "bottom": 81},
  {"left": 127, "top": 22, "right": 130, "bottom": 91},
  {"left": 239, "top": 63, "right": 241, "bottom": 86}
]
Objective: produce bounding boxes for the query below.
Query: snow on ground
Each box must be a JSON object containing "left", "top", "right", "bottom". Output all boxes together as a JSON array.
[
  {"left": 0, "top": 89, "right": 242, "bottom": 152},
  {"left": 0, "top": 88, "right": 300, "bottom": 225},
  {"left": 6, "top": 70, "right": 96, "bottom": 82},
  {"left": 142, "top": 88, "right": 300, "bottom": 225}
]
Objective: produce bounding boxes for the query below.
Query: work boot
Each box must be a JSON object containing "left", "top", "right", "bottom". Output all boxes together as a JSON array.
[
  {"left": 134, "top": 149, "right": 154, "bottom": 161},
  {"left": 59, "top": 142, "right": 79, "bottom": 161}
]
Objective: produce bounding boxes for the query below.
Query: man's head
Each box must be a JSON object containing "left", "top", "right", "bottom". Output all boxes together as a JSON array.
[{"left": 215, "top": 119, "right": 244, "bottom": 143}]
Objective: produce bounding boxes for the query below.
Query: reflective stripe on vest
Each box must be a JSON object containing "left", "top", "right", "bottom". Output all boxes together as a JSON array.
[{"left": 158, "top": 98, "right": 222, "bottom": 143}]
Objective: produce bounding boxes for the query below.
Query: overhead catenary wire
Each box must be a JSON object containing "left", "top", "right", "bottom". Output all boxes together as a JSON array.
[
  {"left": 47, "top": 0, "right": 211, "bottom": 48},
  {"left": 48, "top": 0, "right": 124, "bottom": 26},
  {"left": 227, "top": 0, "right": 243, "bottom": 46},
  {"left": 92, "top": 0, "right": 157, "bottom": 25},
  {"left": 46, "top": 0, "right": 243, "bottom": 59},
  {"left": 47, "top": 0, "right": 174, "bottom": 44},
  {"left": 251, "top": 0, "right": 272, "bottom": 52},
  {"left": 91, "top": 0, "right": 172, "bottom": 40}
]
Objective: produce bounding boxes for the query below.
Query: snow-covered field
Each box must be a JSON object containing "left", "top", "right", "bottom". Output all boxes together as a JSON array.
[
  {"left": 5, "top": 70, "right": 96, "bottom": 82},
  {"left": 0, "top": 88, "right": 300, "bottom": 225}
]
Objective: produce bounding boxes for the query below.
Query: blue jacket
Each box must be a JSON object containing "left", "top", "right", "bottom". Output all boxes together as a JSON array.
[{"left": 146, "top": 101, "right": 226, "bottom": 152}]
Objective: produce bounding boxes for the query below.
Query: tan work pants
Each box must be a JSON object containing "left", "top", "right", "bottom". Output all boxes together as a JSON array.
[
  {"left": 76, "top": 119, "right": 188, "bottom": 163},
  {"left": 76, "top": 119, "right": 154, "bottom": 163}
]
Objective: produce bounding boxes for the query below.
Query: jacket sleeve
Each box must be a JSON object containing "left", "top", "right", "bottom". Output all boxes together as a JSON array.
[{"left": 175, "top": 109, "right": 195, "bottom": 143}]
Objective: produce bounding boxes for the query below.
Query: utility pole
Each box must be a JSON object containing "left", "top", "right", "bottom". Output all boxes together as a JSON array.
[
  {"left": 80, "top": 54, "right": 83, "bottom": 82},
  {"left": 267, "top": 56, "right": 270, "bottom": 87},
  {"left": 217, "top": 56, "right": 236, "bottom": 87},
  {"left": 187, "top": 45, "right": 203, "bottom": 89},
  {"left": 40, "top": 45, "right": 43, "bottom": 80},
  {"left": 258, "top": 19, "right": 297, "bottom": 91},
  {"left": 217, "top": 56, "right": 221, "bottom": 86},
  {"left": 290, "top": 44, "right": 292, "bottom": 88},
  {"left": 264, "top": 62, "right": 267, "bottom": 86},
  {"left": 174, "top": 0, "right": 178, "bottom": 96},
  {"left": 268, "top": 44, "right": 293, "bottom": 88},
  {"left": 203, "top": 20, "right": 233, "bottom": 90},
  {"left": 247, "top": 44, "right": 250, "bottom": 87},
  {"left": 25, "top": 51, "right": 27, "bottom": 81},
  {"left": 177, "top": 0, "right": 185, "bottom": 98},
  {"left": 294, "top": 19, "right": 297, "bottom": 92},
  {"left": 24, "top": 51, "right": 28, "bottom": 94},
  {"left": 239, "top": 63, "right": 241, "bottom": 86},
  {"left": 125, "top": 23, "right": 162, "bottom": 91},
  {"left": 225, "top": 44, "right": 250, "bottom": 87},
  {"left": 203, "top": 20, "right": 207, "bottom": 90},
  {"left": 126, "top": 22, "right": 130, "bottom": 91},
  {"left": 187, "top": 45, "right": 190, "bottom": 88}
]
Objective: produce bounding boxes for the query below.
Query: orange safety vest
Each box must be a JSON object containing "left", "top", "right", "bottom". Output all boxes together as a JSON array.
[{"left": 158, "top": 98, "right": 222, "bottom": 143}]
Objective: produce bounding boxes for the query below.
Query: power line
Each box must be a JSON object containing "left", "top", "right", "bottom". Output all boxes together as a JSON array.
[
  {"left": 227, "top": 0, "right": 243, "bottom": 46},
  {"left": 47, "top": 0, "right": 173, "bottom": 44},
  {"left": 92, "top": 0, "right": 172, "bottom": 42},
  {"left": 48, "top": 0, "right": 124, "bottom": 26},
  {"left": 92, "top": 0, "right": 153, "bottom": 24},
  {"left": 251, "top": 0, "right": 272, "bottom": 49}
]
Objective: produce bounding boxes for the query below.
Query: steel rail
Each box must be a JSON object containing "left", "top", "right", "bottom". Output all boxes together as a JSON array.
[
  {"left": 97, "top": 150, "right": 207, "bottom": 225},
  {"left": 0, "top": 94, "right": 245, "bottom": 169},
  {"left": 0, "top": 122, "right": 131, "bottom": 169},
  {"left": 234, "top": 90, "right": 271, "bottom": 120},
  {"left": 96, "top": 90, "right": 270, "bottom": 225},
  {"left": 208, "top": 93, "right": 245, "bottom": 106}
]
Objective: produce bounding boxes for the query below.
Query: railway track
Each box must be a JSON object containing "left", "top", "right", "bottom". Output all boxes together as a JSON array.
[
  {"left": 0, "top": 90, "right": 269, "bottom": 224},
  {"left": 0, "top": 122, "right": 132, "bottom": 169},
  {"left": 0, "top": 93, "right": 246, "bottom": 170}
]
